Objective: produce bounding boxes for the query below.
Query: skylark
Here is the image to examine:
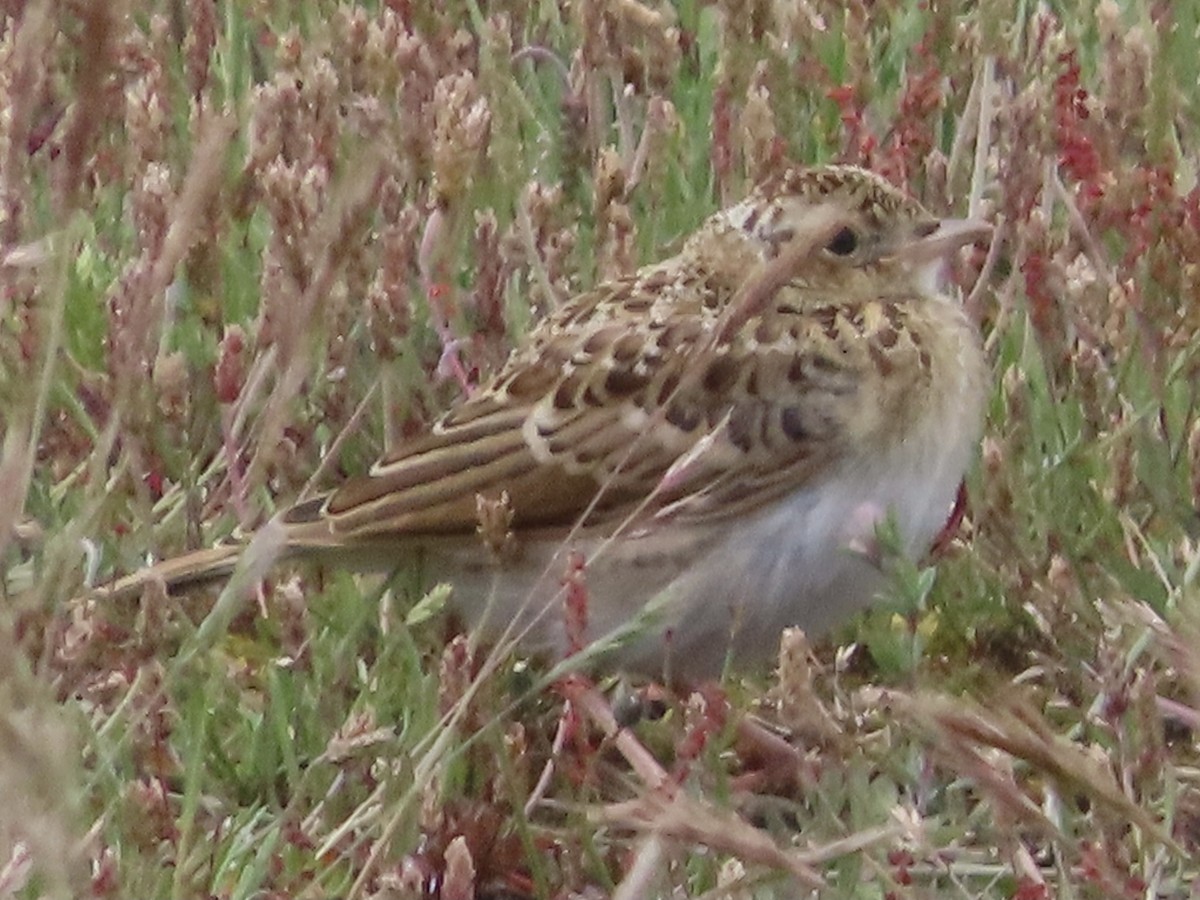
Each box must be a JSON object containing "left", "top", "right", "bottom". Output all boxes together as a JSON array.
[{"left": 96, "top": 165, "right": 991, "bottom": 681}]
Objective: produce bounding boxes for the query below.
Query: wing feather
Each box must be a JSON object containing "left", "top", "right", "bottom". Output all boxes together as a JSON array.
[{"left": 290, "top": 261, "right": 930, "bottom": 543}]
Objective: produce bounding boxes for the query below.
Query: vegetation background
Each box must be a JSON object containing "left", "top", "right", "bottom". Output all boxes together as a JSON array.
[{"left": 1, "top": 0, "right": 1198, "bottom": 897}]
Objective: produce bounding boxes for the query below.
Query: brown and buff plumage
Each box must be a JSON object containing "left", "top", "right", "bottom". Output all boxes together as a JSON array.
[{"left": 92, "top": 165, "right": 991, "bottom": 680}]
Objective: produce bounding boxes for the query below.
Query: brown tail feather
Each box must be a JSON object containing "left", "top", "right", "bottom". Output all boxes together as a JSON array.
[
  {"left": 94, "top": 544, "right": 249, "bottom": 602},
  {"left": 90, "top": 511, "right": 401, "bottom": 603}
]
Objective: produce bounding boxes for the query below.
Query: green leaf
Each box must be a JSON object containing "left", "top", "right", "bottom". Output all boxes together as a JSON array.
[{"left": 405, "top": 581, "right": 453, "bottom": 628}]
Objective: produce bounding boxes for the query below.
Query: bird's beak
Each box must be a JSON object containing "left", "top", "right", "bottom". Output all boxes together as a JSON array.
[{"left": 902, "top": 217, "right": 993, "bottom": 264}]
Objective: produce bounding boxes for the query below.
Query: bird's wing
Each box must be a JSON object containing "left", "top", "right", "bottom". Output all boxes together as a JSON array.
[
  {"left": 283, "top": 270, "right": 933, "bottom": 543},
  {"left": 644, "top": 294, "right": 934, "bottom": 524}
]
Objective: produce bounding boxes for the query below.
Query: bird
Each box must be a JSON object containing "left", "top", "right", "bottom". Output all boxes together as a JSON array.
[{"left": 92, "top": 165, "right": 991, "bottom": 682}]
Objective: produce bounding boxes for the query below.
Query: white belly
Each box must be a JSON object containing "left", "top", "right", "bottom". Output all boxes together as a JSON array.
[
  {"left": 427, "top": 409, "right": 973, "bottom": 681},
  {"left": 605, "top": 424, "right": 971, "bottom": 678}
]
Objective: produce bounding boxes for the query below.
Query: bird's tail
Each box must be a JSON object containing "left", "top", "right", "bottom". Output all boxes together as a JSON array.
[
  {"left": 87, "top": 499, "right": 400, "bottom": 603},
  {"left": 90, "top": 507, "right": 316, "bottom": 602},
  {"left": 93, "top": 543, "right": 251, "bottom": 602}
]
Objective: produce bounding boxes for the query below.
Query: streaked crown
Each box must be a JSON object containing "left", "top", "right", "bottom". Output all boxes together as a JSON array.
[{"left": 718, "top": 165, "right": 935, "bottom": 262}]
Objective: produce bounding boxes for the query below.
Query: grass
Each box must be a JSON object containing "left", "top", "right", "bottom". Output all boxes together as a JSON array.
[{"left": 2, "top": 0, "right": 1200, "bottom": 897}]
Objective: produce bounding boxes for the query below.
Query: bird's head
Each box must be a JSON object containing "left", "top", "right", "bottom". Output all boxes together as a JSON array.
[{"left": 719, "top": 165, "right": 991, "bottom": 298}]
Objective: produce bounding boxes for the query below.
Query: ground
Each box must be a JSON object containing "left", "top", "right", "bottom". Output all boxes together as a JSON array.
[{"left": 1, "top": 2, "right": 1199, "bottom": 898}]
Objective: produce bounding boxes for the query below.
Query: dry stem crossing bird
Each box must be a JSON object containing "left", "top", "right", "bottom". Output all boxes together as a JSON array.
[{"left": 94, "top": 165, "right": 991, "bottom": 681}]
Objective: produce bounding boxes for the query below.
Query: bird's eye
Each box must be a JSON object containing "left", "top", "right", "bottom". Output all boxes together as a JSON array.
[{"left": 825, "top": 227, "right": 859, "bottom": 257}]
